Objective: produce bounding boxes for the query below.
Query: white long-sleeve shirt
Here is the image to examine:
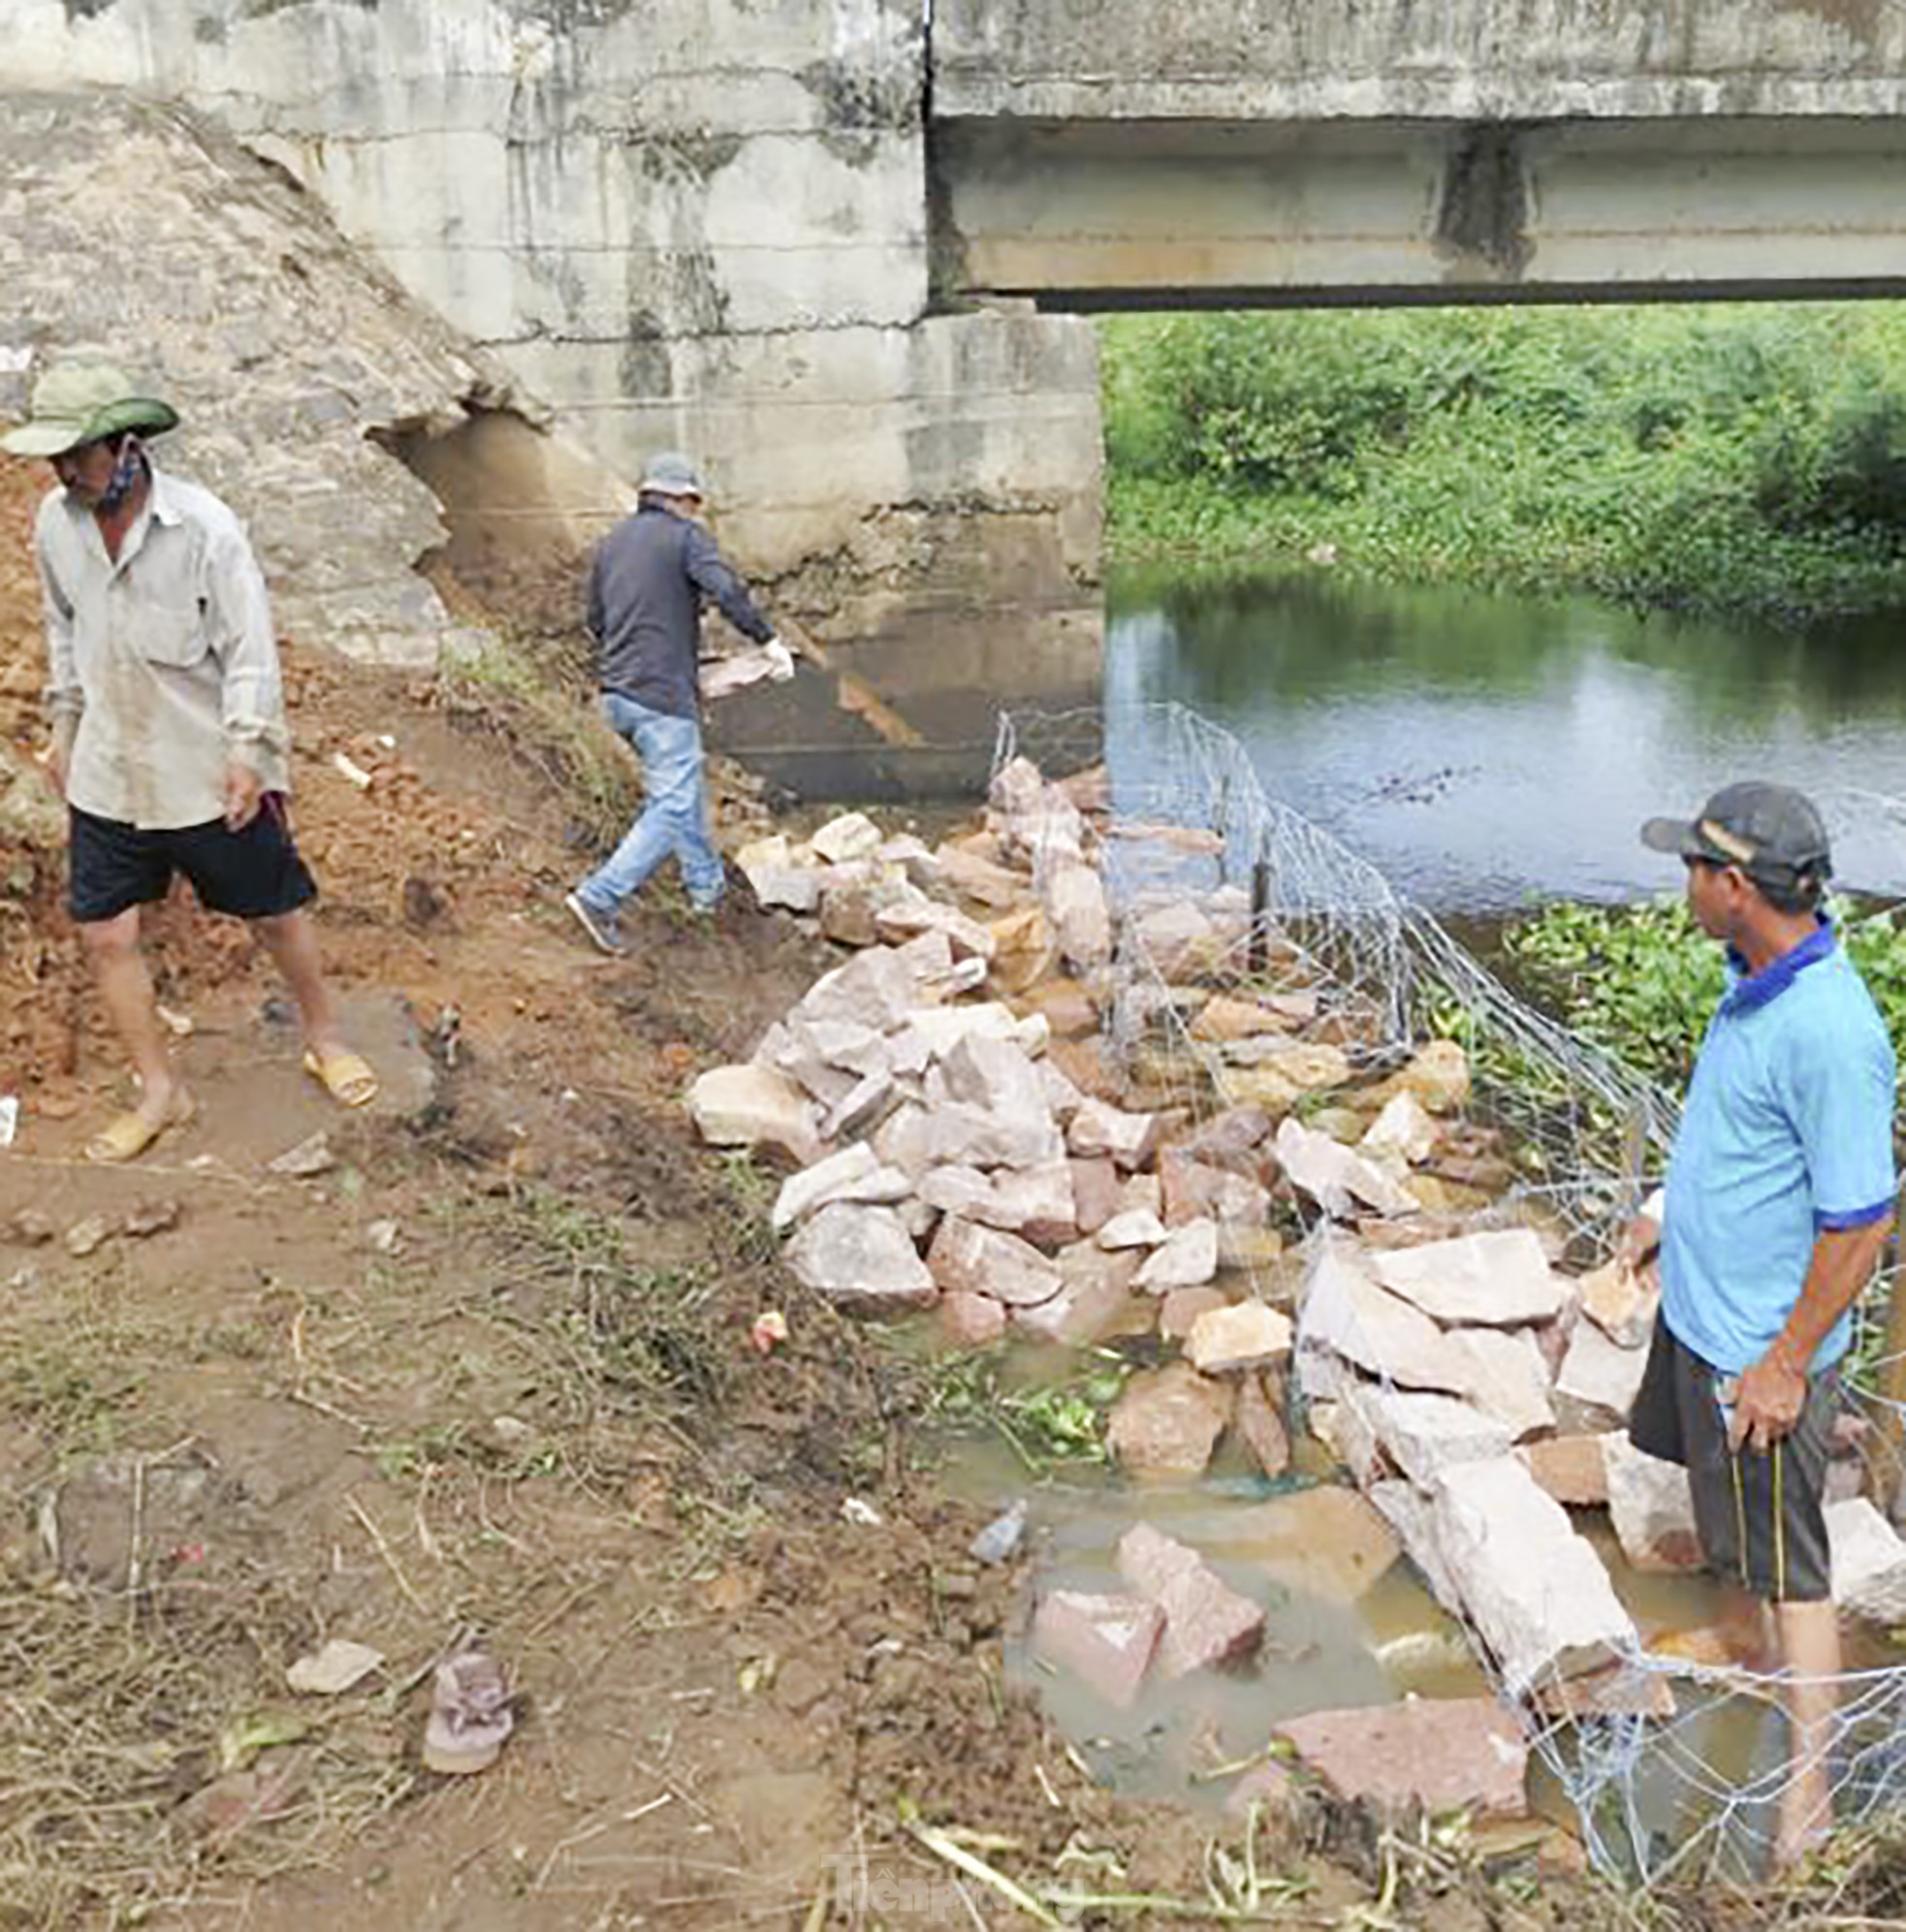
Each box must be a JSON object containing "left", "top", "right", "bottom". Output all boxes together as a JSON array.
[{"left": 37, "top": 463, "right": 291, "bottom": 829}]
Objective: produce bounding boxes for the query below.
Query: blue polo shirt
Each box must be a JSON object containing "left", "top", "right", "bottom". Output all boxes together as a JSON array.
[{"left": 1662, "top": 919, "right": 1896, "bottom": 1376}]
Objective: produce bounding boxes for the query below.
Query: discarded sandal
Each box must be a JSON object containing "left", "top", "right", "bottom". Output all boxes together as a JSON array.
[
  {"left": 302, "top": 1047, "right": 379, "bottom": 1109},
  {"left": 84, "top": 1091, "right": 197, "bottom": 1165},
  {"left": 422, "top": 1650, "right": 513, "bottom": 1775}
]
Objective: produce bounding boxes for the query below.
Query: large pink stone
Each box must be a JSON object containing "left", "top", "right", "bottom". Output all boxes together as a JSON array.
[
  {"left": 1106, "top": 1365, "right": 1233, "bottom": 1478},
  {"left": 1276, "top": 1697, "right": 1529, "bottom": 1821},
  {"left": 927, "top": 1215, "right": 1062, "bottom": 1308},
  {"left": 1116, "top": 1523, "right": 1264, "bottom": 1679},
  {"left": 1031, "top": 1590, "right": 1164, "bottom": 1708},
  {"left": 941, "top": 1290, "right": 1006, "bottom": 1347}
]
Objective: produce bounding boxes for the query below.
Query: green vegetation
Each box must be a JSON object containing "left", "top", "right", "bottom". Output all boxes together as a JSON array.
[
  {"left": 1101, "top": 303, "right": 1906, "bottom": 622},
  {"left": 910, "top": 1346, "right": 1131, "bottom": 1473},
  {"left": 1506, "top": 895, "right": 1906, "bottom": 1087}
]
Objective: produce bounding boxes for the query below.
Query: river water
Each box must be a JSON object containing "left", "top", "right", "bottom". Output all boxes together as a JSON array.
[{"left": 1106, "top": 567, "right": 1906, "bottom": 912}]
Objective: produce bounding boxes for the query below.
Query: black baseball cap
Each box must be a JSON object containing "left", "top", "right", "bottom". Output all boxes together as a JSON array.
[{"left": 1640, "top": 781, "right": 1832, "bottom": 888}]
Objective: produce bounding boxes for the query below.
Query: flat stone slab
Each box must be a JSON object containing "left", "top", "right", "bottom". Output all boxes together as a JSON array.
[
  {"left": 1159, "top": 1285, "right": 1228, "bottom": 1342},
  {"left": 1187, "top": 1301, "right": 1292, "bottom": 1375},
  {"left": 941, "top": 1289, "right": 1006, "bottom": 1347},
  {"left": 1116, "top": 1523, "right": 1265, "bottom": 1678},
  {"left": 1428, "top": 1457, "right": 1636, "bottom": 1698},
  {"left": 1032, "top": 1591, "right": 1163, "bottom": 1709},
  {"left": 1604, "top": 1436, "right": 1702, "bottom": 1572},
  {"left": 1517, "top": 1435, "right": 1611, "bottom": 1507},
  {"left": 1360, "top": 1092, "right": 1441, "bottom": 1164},
  {"left": 1135, "top": 1219, "right": 1220, "bottom": 1292},
  {"left": 772, "top": 1142, "right": 911, "bottom": 1231},
  {"left": 1445, "top": 1327, "right": 1557, "bottom": 1441},
  {"left": 927, "top": 1215, "right": 1062, "bottom": 1308},
  {"left": 1276, "top": 1118, "right": 1418, "bottom": 1219},
  {"left": 1097, "top": 1208, "right": 1168, "bottom": 1251},
  {"left": 782, "top": 1204, "right": 937, "bottom": 1315},
  {"left": 1555, "top": 1319, "right": 1651, "bottom": 1420},
  {"left": 1367, "top": 1479, "right": 1465, "bottom": 1614},
  {"left": 1577, "top": 1259, "right": 1656, "bottom": 1347},
  {"left": 1827, "top": 1497, "right": 1906, "bottom": 1623},
  {"left": 688, "top": 1064, "right": 820, "bottom": 1162},
  {"left": 1369, "top": 1230, "right": 1568, "bottom": 1327},
  {"left": 1067, "top": 1097, "right": 1165, "bottom": 1171},
  {"left": 1298, "top": 1241, "right": 1477, "bottom": 1397},
  {"left": 1343, "top": 1386, "right": 1513, "bottom": 1487},
  {"left": 1233, "top": 1374, "right": 1290, "bottom": 1478},
  {"left": 1276, "top": 1696, "right": 1529, "bottom": 1821}
]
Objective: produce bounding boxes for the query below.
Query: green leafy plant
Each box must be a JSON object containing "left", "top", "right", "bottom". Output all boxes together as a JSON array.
[
  {"left": 914, "top": 1348, "right": 1131, "bottom": 1473},
  {"left": 1505, "top": 894, "right": 1906, "bottom": 1089}
]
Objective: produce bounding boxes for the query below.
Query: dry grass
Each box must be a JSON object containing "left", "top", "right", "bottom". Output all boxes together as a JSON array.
[{"left": 0, "top": 1171, "right": 765, "bottom": 1928}]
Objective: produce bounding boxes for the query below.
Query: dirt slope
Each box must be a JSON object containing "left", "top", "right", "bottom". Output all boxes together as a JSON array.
[{"left": 0, "top": 454, "right": 1699, "bottom": 1931}]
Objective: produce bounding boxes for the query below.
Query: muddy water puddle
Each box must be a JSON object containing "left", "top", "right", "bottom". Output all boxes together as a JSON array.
[{"left": 932, "top": 1362, "right": 1903, "bottom": 1868}]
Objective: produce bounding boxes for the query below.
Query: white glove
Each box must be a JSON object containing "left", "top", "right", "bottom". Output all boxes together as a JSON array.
[{"left": 764, "top": 639, "right": 796, "bottom": 682}]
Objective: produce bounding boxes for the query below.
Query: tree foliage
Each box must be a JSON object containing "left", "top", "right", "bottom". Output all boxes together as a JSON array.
[{"left": 1100, "top": 303, "right": 1906, "bottom": 622}]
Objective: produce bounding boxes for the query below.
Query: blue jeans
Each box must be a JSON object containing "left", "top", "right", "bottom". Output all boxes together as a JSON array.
[{"left": 576, "top": 694, "right": 723, "bottom": 912}]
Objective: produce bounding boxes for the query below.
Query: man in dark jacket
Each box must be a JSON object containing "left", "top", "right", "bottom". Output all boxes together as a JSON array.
[{"left": 564, "top": 453, "right": 788, "bottom": 949}]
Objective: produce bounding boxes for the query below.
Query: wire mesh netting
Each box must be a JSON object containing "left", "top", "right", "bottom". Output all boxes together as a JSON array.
[{"left": 995, "top": 700, "right": 1906, "bottom": 1886}]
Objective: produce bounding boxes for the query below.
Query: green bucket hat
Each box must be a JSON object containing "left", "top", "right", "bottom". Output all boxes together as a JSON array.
[{"left": 1, "top": 361, "right": 179, "bottom": 458}]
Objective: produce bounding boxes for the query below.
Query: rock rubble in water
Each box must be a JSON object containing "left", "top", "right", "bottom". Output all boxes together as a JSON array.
[{"left": 693, "top": 756, "right": 1896, "bottom": 1817}]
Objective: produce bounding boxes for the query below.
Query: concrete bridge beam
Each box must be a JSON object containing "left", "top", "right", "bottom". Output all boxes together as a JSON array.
[{"left": 936, "top": 116, "right": 1906, "bottom": 305}]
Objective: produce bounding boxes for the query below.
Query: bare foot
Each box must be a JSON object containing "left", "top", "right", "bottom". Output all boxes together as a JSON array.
[{"left": 1773, "top": 1780, "right": 1832, "bottom": 1874}]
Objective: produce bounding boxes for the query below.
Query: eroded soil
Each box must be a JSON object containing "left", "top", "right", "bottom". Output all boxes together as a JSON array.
[{"left": 0, "top": 454, "right": 1666, "bottom": 1930}]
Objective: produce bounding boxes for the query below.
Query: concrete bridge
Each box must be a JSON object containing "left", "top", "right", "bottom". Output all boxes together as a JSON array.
[{"left": 11, "top": 1, "right": 1906, "bottom": 713}]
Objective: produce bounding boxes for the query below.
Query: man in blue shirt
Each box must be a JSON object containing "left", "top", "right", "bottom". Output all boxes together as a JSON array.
[{"left": 1629, "top": 780, "right": 1895, "bottom": 1868}]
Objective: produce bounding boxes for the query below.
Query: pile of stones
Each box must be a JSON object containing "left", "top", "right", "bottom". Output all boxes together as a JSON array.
[{"left": 689, "top": 754, "right": 1906, "bottom": 1804}]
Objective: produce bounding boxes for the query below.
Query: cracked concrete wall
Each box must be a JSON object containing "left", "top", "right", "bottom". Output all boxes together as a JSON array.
[
  {"left": 932, "top": 0, "right": 1906, "bottom": 120},
  {"left": 0, "top": 91, "right": 581, "bottom": 667},
  {"left": 9, "top": 0, "right": 1103, "bottom": 682}
]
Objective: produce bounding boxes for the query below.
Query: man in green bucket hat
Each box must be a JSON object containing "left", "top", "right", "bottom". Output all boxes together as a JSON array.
[{"left": 5, "top": 360, "right": 377, "bottom": 1161}]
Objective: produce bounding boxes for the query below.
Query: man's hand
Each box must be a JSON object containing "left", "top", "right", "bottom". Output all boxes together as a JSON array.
[
  {"left": 1617, "top": 1212, "right": 1661, "bottom": 1274},
  {"left": 1730, "top": 1346, "right": 1807, "bottom": 1452},
  {"left": 39, "top": 741, "right": 68, "bottom": 799},
  {"left": 222, "top": 760, "right": 264, "bottom": 831},
  {"left": 764, "top": 639, "right": 796, "bottom": 683}
]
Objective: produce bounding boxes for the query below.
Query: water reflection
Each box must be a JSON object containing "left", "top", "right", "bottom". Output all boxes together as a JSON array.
[{"left": 1108, "top": 569, "right": 1906, "bottom": 911}]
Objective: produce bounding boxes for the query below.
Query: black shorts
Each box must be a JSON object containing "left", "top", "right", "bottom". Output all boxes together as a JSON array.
[
  {"left": 1630, "top": 1318, "right": 1837, "bottom": 1603},
  {"left": 69, "top": 800, "right": 318, "bottom": 925}
]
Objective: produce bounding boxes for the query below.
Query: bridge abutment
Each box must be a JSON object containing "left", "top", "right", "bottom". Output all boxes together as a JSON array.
[{"left": 9, "top": 0, "right": 1105, "bottom": 692}]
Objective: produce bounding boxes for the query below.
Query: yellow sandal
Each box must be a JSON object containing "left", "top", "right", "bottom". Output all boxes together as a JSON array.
[
  {"left": 302, "top": 1047, "right": 379, "bottom": 1110},
  {"left": 84, "top": 1091, "right": 197, "bottom": 1165}
]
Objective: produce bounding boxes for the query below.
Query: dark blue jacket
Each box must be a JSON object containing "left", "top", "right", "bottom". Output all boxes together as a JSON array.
[{"left": 588, "top": 502, "right": 773, "bottom": 718}]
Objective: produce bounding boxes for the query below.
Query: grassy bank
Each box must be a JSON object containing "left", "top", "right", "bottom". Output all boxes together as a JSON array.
[{"left": 1102, "top": 303, "right": 1906, "bottom": 624}]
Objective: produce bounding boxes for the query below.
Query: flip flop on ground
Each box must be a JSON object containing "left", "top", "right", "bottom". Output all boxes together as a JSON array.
[
  {"left": 302, "top": 1046, "right": 380, "bottom": 1109},
  {"left": 84, "top": 1090, "right": 197, "bottom": 1165}
]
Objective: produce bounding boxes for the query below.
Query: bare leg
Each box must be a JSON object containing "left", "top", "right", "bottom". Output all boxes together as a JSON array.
[
  {"left": 1773, "top": 1598, "right": 1839, "bottom": 1869},
  {"left": 252, "top": 908, "right": 344, "bottom": 1056},
  {"left": 79, "top": 908, "right": 183, "bottom": 1126}
]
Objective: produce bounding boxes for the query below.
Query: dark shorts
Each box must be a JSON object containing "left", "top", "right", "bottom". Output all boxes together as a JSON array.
[
  {"left": 1630, "top": 1318, "right": 1837, "bottom": 1603},
  {"left": 69, "top": 800, "right": 318, "bottom": 925}
]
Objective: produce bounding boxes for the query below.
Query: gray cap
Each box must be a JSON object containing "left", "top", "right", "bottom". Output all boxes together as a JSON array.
[
  {"left": 1641, "top": 780, "right": 1832, "bottom": 888},
  {"left": 638, "top": 451, "right": 704, "bottom": 498}
]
